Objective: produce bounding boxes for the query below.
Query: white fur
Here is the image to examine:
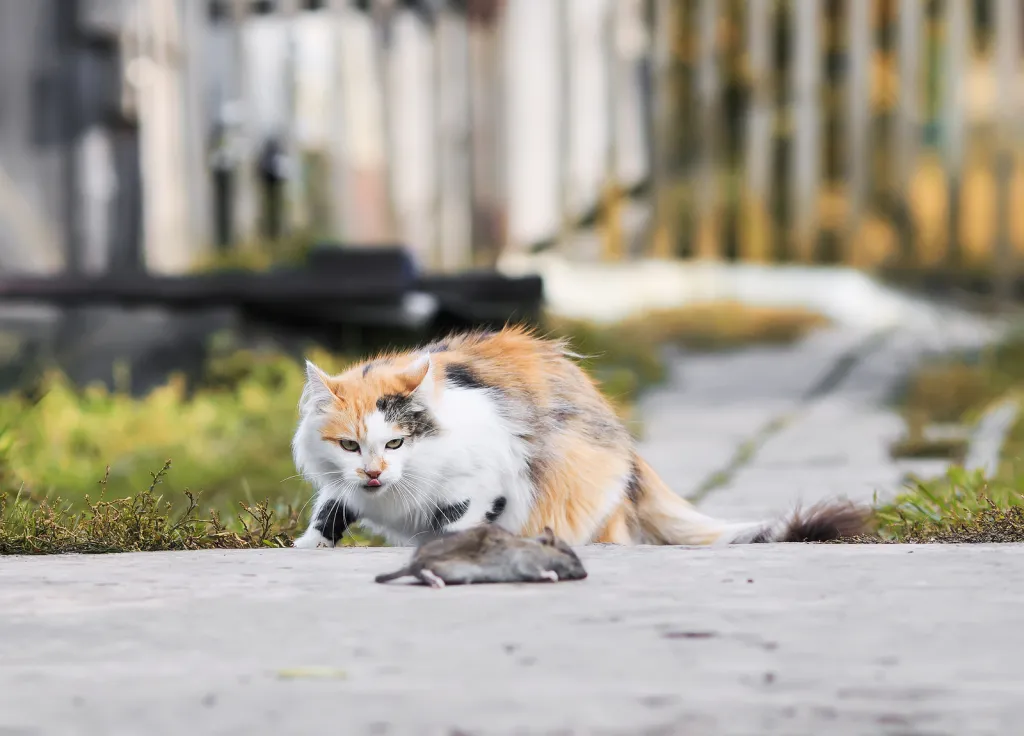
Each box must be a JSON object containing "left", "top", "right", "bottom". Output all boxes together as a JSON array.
[
  {"left": 293, "top": 359, "right": 535, "bottom": 547},
  {"left": 292, "top": 527, "right": 333, "bottom": 549}
]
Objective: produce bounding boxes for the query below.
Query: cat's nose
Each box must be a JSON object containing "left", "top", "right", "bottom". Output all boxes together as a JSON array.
[{"left": 365, "top": 469, "right": 382, "bottom": 480}]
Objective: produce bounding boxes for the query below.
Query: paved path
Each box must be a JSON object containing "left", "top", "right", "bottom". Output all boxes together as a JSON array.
[
  {"left": 638, "top": 321, "right": 992, "bottom": 524},
  {"left": 3, "top": 545, "right": 1024, "bottom": 736}
]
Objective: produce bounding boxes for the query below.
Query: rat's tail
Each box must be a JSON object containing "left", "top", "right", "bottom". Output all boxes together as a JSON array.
[
  {"left": 374, "top": 567, "right": 412, "bottom": 584},
  {"left": 632, "top": 456, "right": 871, "bottom": 545}
]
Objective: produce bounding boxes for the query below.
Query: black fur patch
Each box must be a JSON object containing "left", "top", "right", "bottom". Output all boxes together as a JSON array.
[
  {"left": 484, "top": 496, "right": 507, "bottom": 523},
  {"left": 444, "top": 362, "right": 488, "bottom": 390},
  {"left": 625, "top": 456, "right": 643, "bottom": 503},
  {"left": 748, "top": 528, "right": 773, "bottom": 543},
  {"left": 376, "top": 394, "right": 439, "bottom": 439},
  {"left": 313, "top": 498, "right": 359, "bottom": 544},
  {"left": 428, "top": 500, "right": 471, "bottom": 531},
  {"left": 780, "top": 501, "right": 870, "bottom": 542}
]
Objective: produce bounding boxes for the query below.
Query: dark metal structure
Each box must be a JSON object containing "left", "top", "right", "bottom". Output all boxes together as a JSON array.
[
  {"left": 0, "top": 243, "right": 543, "bottom": 394},
  {"left": 0, "top": 0, "right": 541, "bottom": 394}
]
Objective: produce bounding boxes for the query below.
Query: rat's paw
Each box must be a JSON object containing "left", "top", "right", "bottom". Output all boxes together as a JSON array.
[
  {"left": 539, "top": 570, "right": 559, "bottom": 582},
  {"left": 293, "top": 529, "right": 334, "bottom": 549},
  {"left": 420, "top": 569, "right": 446, "bottom": 588}
]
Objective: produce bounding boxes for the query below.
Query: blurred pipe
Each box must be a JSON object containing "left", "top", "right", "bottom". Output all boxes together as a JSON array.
[
  {"left": 430, "top": 3, "right": 445, "bottom": 269},
  {"left": 179, "top": 0, "right": 213, "bottom": 259},
  {"left": 326, "top": 0, "right": 351, "bottom": 241},
  {"left": 60, "top": 0, "right": 84, "bottom": 274},
  {"left": 768, "top": 1, "right": 790, "bottom": 261},
  {"left": 600, "top": 0, "right": 624, "bottom": 261},
  {"left": 229, "top": 0, "right": 259, "bottom": 246},
  {"left": 789, "top": 0, "right": 820, "bottom": 262},
  {"left": 694, "top": 0, "right": 719, "bottom": 260},
  {"left": 993, "top": 0, "right": 1021, "bottom": 309},
  {"left": 278, "top": 0, "right": 306, "bottom": 239},
  {"left": 648, "top": 0, "right": 674, "bottom": 259},
  {"left": 941, "top": 0, "right": 968, "bottom": 263},
  {"left": 895, "top": 0, "right": 922, "bottom": 257},
  {"left": 743, "top": 0, "right": 772, "bottom": 262},
  {"left": 371, "top": 0, "right": 401, "bottom": 244},
  {"left": 433, "top": 6, "right": 472, "bottom": 270},
  {"left": 467, "top": 0, "right": 508, "bottom": 267},
  {"left": 844, "top": 0, "right": 871, "bottom": 264},
  {"left": 136, "top": 0, "right": 193, "bottom": 274},
  {"left": 557, "top": 0, "right": 574, "bottom": 255}
]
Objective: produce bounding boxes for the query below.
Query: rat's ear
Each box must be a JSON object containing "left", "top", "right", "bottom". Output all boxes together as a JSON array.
[
  {"left": 396, "top": 353, "right": 435, "bottom": 399},
  {"left": 537, "top": 527, "right": 557, "bottom": 545},
  {"left": 301, "top": 360, "right": 339, "bottom": 414}
]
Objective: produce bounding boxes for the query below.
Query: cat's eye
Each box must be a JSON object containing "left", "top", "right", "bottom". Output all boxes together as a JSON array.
[
  {"left": 339, "top": 439, "right": 360, "bottom": 452},
  {"left": 385, "top": 438, "right": 404, "bottom": 450}
]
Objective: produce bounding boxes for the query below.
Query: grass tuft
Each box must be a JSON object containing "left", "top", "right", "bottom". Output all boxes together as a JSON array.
[
  {"left": 0, "top": 460, "right": 308, "bottom": 554},
  {"left": 861, "top": 467, "right": 1024, "bottom": 543}
]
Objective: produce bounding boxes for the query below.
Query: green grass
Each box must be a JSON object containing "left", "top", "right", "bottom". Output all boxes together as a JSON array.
[
  {"left": 0, "top": 462, "right": 303, "bottom": 555},
  {"left": 876, "top": 331, "right": 1024, "bottom": 543},
  {"left": 0, "top": 303, "right": 829, "bottom": 555},
  {"left": 866, "top": 466, "right": 1024, "bottom": 543}
]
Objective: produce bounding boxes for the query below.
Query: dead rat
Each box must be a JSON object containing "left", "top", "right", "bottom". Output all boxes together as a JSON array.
[{"left": 374, "top": 525, "right": 588, "bottom": 588}]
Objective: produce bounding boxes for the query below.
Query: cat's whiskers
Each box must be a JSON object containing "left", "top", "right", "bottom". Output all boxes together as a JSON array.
[
  {"left": 294, "top": 474, "right": 350, "bottom": 519},
  {"left": 399, "top": 468, "right": 451, "bottom": 500},
  {"left": 280, "top": 469, "right": 347, "bottom": 483},
  {"left": 392, "top": 475, "right": 439, "bottom": 538},
  {"left": 396, "top": 471, "right": 451, "bottom": 522}
]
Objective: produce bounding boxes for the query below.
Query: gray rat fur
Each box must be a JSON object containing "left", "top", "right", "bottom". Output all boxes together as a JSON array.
[{"left": 374, "top": 525, "right": 588, "bottom": 588}]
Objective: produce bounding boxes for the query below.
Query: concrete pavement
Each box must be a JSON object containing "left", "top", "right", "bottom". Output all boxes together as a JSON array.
[
  {"left": 639, "top": 322, "right": 994, "bottom": 524},
  {"left": 2, "top": 544, "right": 1023, "bottom": 736},
  {"left": 1, "top": 291, "right": 1012, "bottom": 735}
]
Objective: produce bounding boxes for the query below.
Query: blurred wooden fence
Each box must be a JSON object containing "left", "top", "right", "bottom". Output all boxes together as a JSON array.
[
  {"left": 645, "top": 0, "right": 1024, "bottom": 275},
  {"left": 2, "top": 0, "right": 1023, "bottom": 279},
  {"left": 186, "top": 0, "right": 1024, "bottom": 275}
]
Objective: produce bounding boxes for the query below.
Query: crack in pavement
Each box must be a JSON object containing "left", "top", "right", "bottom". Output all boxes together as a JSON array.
[{"left": 687, "top": 328, "right": 895, "bottom": 503}]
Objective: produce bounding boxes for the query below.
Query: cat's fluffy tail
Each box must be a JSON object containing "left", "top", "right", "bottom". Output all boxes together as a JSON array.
[{"left": 632, "top": 457, "right": 871, "bottom": 545}]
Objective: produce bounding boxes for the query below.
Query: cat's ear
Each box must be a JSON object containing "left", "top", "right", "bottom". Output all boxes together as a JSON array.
[
  {"left": 301, "top": 360, "right": 338, "bottom": 414},
  {"left": 396, "top": 353, "right": 435, "bottom": 399}
]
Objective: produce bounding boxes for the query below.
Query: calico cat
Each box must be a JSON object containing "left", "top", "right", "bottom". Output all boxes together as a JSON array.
[{"left": 292, "top": 326, "right": 868, "bottom": 548}]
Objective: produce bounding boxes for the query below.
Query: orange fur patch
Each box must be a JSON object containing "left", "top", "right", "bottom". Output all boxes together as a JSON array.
[
  {"left": 522, "top": 432, "right": 631, "bottom": 544},
  {"left": 593, "top": 503, "right": 635, "bottom": 544},
  {"left": 317, "top": 355, "right": 434, "bottom": 441}
]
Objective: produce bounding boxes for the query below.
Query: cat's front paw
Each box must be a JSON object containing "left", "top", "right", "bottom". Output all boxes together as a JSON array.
[{"left": 293, "top": 528, "right": 335, "bottom": 549}]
